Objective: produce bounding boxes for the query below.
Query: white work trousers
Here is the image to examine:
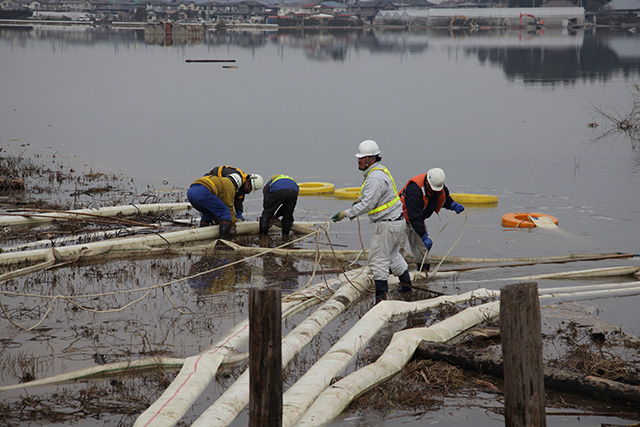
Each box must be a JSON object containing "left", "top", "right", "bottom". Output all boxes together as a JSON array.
[
  {"left": 369, "top": 220, "right": 408, "bottom": 281},
  {"left": 405, "top": 222, "right": 430, "bottom": 269}
]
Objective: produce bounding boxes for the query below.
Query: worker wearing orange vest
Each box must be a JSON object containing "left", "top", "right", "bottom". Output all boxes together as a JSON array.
[
  {"left": 400, "top": 168, "right": 465, "bottom": 273},
  {"left": 260, "top": 174, "right": 299, "bottom": 237},
  {"left": 187, "top": 172, "right": 241, "bottom": 238},
  {"left": 332, "top": 140, "right": 413, "bottom": 302}
]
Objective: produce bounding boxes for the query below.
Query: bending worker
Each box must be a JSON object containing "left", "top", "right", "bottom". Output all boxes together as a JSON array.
[
  {"left": 332, "top": 139, "right": 413, "bottom": 301},
  {"left": 400, "top": 167, "right": 465, "bottom": 273},
  {"left": 208, "top": 165, "right": 263, "bottom": 220},
  {"left": 259, "top": 174, "right": 299, "bottom": 237},
  {"left": 187, "top": 171, "right": 241, "bottom": 238}
]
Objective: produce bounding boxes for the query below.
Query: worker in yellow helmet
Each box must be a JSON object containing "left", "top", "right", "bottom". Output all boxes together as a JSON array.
[{"left": 331, "top": 139, "right": 413, "bottom": 302}]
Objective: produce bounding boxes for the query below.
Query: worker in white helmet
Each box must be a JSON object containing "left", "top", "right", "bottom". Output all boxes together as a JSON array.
[
  {"left": 187, "top": 172, "right": 243, "bottom": 238},
  {"left": 399, "top": 167, "right": 465, "bottom": 273},
  {"left": 208, "top": 165, "right": 263, "bottom": 221},
  {"left": 332, "top": 139, "right": 413, "bottom": 302}
]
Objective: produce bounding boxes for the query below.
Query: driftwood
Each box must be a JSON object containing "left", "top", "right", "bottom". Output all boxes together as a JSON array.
[
  {"left": 0, "top": 177, "right": 24, "bottom": 190},
  {"left": 414, "top": 341, "right": 640, "bottom": 406}
]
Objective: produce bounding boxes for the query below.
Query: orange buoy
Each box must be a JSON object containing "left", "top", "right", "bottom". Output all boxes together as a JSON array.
[{"left": 501, "top": 212, "right": 558, "bottom": 228}]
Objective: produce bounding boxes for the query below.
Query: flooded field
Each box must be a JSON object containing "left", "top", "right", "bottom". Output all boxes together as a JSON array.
[{"left": 1, "top": 24, "right": 640, "bottom": 426}]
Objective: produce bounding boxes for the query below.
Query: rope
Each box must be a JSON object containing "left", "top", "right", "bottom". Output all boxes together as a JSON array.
[
  {"left": 0, "top": 221, "right": 363, "bottom": 331},
  {"left": 1, "top": 208, "right": 423, "bottom": 331},
  {"left": 418, "top": 210, "right": 468, "bottom": 276}
]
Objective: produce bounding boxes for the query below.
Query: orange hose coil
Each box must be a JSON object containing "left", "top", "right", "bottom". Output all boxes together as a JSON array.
[{"left": 501, "top": 212, "right": 559, "bottom": 228}]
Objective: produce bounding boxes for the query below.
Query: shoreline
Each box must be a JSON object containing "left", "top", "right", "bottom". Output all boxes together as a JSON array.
[{"left": 2, "top": 18, "right": 636, "bottom": 31}]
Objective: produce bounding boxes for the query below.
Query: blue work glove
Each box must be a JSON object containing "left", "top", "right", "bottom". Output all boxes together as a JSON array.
[
  {"left": 450, "top": 201, "right": 465, "bottom": 214},
  {"left": 421, "top": 233, "right": 433, "bottom": 251},
  {"left": 332, "top": 211, "right": 347, "bottom": 222},
  {"left": 236, "top": 211, "right": 243, "bottom": 221}
]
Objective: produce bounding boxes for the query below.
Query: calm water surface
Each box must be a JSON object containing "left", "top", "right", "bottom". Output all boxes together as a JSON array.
[{"left": 1, "top": 25, "right": 639, "bottom": 425}]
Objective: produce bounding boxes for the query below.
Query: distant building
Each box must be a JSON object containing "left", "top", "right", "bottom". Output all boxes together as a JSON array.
[
  {"left": 375, "top": 5, "right": 586, "bottom": 26},
  {"left": 604, "top": 0, "right": 640, "bottom": 13},
  {"left": 276, "top": 1, "right": 306, "bottom": 15},
  {"left": 544, "top": 0, "right": 578, "bottom": 6}
]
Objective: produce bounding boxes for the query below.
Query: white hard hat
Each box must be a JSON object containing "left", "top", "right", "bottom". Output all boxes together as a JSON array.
[
  {"left": 228, "top": 173, "right": 242, "bottom": 190},
  {"left": 426, "top": 168, "right": 446, "bottom": 192},
  {"left": 249, "top": 174, "right": 263, "bottom": 192},
  {"left": 355, "top": 140, "right": 381, "bottom": 158}
]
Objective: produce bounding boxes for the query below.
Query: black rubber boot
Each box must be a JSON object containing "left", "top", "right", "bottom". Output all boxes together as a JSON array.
[
  {"left": 259, "top": 216, "right": 270, "bottom": 236},
  {"left": 374, "top": 279, "right": 388, "bottom": 303},
  {"left": 219, "top": 221, "right": 231, "bottom": 239},
  {"left": 416, "top": 262, "right": 430, "bottom": 273},
  {"left": 398, "top": 269, "right": 412, "bottom": 293},
  {"left": 199, "top": 219, "right": 211, "bottom": 227}
]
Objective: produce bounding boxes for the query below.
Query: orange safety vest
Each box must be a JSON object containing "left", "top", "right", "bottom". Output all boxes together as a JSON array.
[{"left": 400, "top": 173, "right": 445, "bottom": 222}]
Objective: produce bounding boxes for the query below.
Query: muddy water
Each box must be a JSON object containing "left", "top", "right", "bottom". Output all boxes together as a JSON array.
[{"left": 1, "top": 25, "right": 640, "bottom": 426}]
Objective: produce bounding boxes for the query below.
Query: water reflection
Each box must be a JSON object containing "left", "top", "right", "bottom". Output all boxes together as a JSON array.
[
  {"left": 2, "top": 25, "right": 639, "bottom": 83},
  {"left": 188, "top": 255, "right": 251, "bottom": 295},
  {"left": 144, "top": 30, "right": 205, "bottom": 46},
  {"left": 262, "top": 254, "right": 301, "bottom": 293},
  {"left": 459, "top": 30, "right": 640, "bottom": 83}
]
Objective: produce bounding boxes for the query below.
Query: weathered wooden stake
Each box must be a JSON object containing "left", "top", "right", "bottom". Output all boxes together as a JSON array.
[
  {"left": 249, "top": 287, "right": 282, "bottom": 427},
  {"left": 500, "top": 282, "right": 546, "bottom": 427}
]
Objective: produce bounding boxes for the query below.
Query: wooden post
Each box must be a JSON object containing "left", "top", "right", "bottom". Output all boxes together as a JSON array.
[
  {"left": 500, "top": 282, "right": 546, "bottom": 427},
  {"left": 249, "top": 287, "right": 282, "bottom": 427}
]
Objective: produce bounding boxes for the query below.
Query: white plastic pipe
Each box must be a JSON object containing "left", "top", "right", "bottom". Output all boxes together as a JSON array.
[
  {"left": 454, "top": 265, "right": 640, "bottom": 285},
  {"left": 0, "top": 357, "right": 186, "bottom": 393},
  {"left": 281, "top": 289, "right": 500, "bottom": 426},
  {"left": 0, "top": 221, "right": 320, "bottom": 268},
  {"left": 541, "top": 281, "right": 640, "bottom": 295},
  {"left": 0, "top": 267, "right": 353, "bottom": 396},
  {"left": 539, "top": 285, "right": 640, "bottom": 302},
  {"left": 0, "top": 203, "right": 192, "bottom": 227},
  {"left": 192, "top": 268, "right": 372, "bottom": 426},
  {"left": 512, "top": 265, "right": 640, "bottom": 280},
  {"left": 134, "top": 268, "right": 367, "bottom": 427},
  {"left": 297, "top": 300, "right": 501, "bottom": 426},
  {"left": 296, "top": 283, "right": 640, "bottom": 426}
]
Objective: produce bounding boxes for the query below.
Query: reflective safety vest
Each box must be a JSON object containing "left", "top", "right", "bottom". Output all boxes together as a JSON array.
[
  {"left": 193, "top": 174, "right": 220, "bottom": 194},
  {"left": 362, "top": 166, "right": 400, "bottom": 216},
  {"left": 271, "top": 174, "right": 295, "bottom": 184},
  {"left": 400, "top": 173, "right": 445, "bottom": 221},
  {"left": 211, "top": 165, "right": 248, "bottom": 184}
]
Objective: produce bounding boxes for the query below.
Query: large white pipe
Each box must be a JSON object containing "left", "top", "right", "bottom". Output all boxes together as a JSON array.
[
  {"left": 297, "top": 299, "right": 501, "bottom": 426},
  {"left": 454, "top": 265, "right": 640, "bottom": 285},
  {"left": 281, "top": 289, "right": 499, "bottom": 426},
  {"left": 134, "top": 268, "right": 368, "bottom": 427},
  {"left": 0, "top": 357, "right": 186, "bottom": 393},
  {"left": 192, "top": 268, "right": 372, "bottom": 426},
  {"left": 0, "top": 221, "right": 321, "bottom": 268},
  {"left": 0, "top": 267, "right": 355, "bottom": 397},
  {"left": 296, "top": 283, "right": 640, "bottom": 426},
  {"left": 0, "top": 203, "right": 192, "bottom": 227}
]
